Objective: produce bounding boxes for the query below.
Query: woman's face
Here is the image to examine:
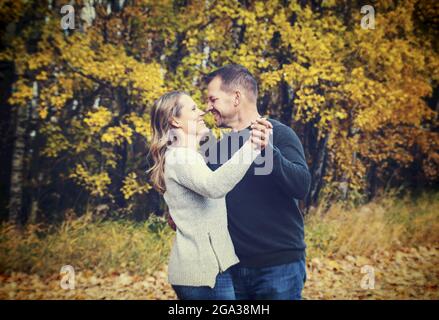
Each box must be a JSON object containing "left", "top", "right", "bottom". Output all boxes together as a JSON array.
[{"left": 173, "top": 94, "right": 209, "bottom": 140}]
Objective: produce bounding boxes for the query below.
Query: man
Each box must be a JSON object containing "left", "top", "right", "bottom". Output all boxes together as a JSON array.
[
  {"left": 167, "top": 64, "right": 310, "bottom": 299},
  {"left": 201, "top": 64, "right": 311, "bottom": 300}
]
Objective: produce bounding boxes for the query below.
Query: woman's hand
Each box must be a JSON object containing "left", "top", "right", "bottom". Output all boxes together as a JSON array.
[{"left": 250, "top": 117, "right": 273, "bottom": 150}]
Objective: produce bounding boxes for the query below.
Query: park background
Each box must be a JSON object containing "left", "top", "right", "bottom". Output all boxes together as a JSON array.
[{"left": 0, "top": 0, "right": 438, "bottom": 299}]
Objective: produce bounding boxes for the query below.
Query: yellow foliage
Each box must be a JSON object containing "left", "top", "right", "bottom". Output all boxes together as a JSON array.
[
  {"left": 127, "top": 113, "right": 152, "bottom": 141},
  {"left": 40, "top": 124, "right": 70, "bottom": 158},
  {"left": 101, "top": 124, "right": 133, "bottom": 146},
  {"left": 1, "top": 0, "right": 437, "bottom": 201},
  {"left": 84, "top": 107, "right": 113, "bottom": 134},
  {"left": 121, "top": 172, "right": 152, "bottom": 200},
  {"left": 69, "top": 164, "right": 111, "bottom": 197}
]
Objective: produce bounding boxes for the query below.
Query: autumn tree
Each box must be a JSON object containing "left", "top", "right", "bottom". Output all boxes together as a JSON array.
[{"left": 0, "top": 0, "right": 437, "bottom": 223}]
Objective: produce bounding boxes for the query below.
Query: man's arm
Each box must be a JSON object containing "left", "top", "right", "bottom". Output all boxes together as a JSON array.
[{"left": 269, "top": 125, "right": 311, "bottom": 200}]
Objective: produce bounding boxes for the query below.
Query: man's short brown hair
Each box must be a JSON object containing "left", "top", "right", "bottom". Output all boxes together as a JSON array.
[{"left": 205, "top": 64, "right": 258, "bottom": 101}]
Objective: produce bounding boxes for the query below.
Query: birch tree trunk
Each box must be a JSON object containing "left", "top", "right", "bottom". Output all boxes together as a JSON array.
[{"left": 8, "top": 100, "right": 29, "bottom": 224}]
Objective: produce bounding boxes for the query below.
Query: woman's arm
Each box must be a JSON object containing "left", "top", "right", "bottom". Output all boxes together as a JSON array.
[{"left": 167, "top": 140, "right": 260, "bottom": 199}]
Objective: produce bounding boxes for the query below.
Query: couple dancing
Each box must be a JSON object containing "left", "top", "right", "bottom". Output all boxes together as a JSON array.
[{"left": 147, "top": 64, "right": 311, "bottom": 300}]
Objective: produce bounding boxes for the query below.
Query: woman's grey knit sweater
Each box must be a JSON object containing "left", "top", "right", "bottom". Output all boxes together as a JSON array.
[{"left": 163, "top": 140, "right": 259, "bottom": 288}]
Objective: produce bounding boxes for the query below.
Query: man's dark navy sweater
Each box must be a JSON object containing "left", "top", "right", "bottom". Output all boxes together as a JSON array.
[{"left": 201, "top": 118, "right": 311, "bottom": 268}]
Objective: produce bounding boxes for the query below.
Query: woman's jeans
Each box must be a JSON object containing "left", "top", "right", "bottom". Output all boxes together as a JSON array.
[{"left": 172, "top": 269, "right": 235, "bottom": 300}]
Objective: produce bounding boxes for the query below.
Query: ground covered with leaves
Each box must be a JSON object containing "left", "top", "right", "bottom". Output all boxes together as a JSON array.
[
  {"left": 1, "top": 194, "right": 438, "bottom": 299},
  {"left": 1, "top": 245, "right": 437, "bottom": 300}
]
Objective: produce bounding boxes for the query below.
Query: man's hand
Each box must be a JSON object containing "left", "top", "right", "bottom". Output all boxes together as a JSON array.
[{"left": 250, "top": 117, "right": 273, "bottom": 150}]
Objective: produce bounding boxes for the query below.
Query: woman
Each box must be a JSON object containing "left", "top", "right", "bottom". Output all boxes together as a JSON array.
[{"left": 147, "top": 91, "right": 269, "bottom": 300}]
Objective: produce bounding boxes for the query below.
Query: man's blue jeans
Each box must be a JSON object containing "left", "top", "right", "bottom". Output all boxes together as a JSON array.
[
  {"left": 172, "top": 269, "right": 236, "bottom": 300},
  {"left": 230, "top": 259, "right": 307, "bottom": 300}
]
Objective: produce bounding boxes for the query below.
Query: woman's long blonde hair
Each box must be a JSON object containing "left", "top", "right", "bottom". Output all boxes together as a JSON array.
[{"left": 147, "top": 91, "right": 187, "bottom": 194}]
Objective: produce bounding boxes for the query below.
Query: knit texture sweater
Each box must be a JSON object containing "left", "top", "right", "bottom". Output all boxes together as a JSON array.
[{"left": 163, "top": 140, "right": 260, "bottom": 288}]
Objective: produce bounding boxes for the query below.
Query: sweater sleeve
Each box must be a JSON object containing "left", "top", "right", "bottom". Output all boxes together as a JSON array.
[
  {"left": 269, "top": 125, "right": 311, "bottom": 200},
  {"left": 167, "top": 140, "right": 260, "bottom": 199}
]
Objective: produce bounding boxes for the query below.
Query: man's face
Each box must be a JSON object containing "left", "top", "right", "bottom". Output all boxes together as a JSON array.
[{"left": 206, "top": 76, "right": 237, "bottom": 128}]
